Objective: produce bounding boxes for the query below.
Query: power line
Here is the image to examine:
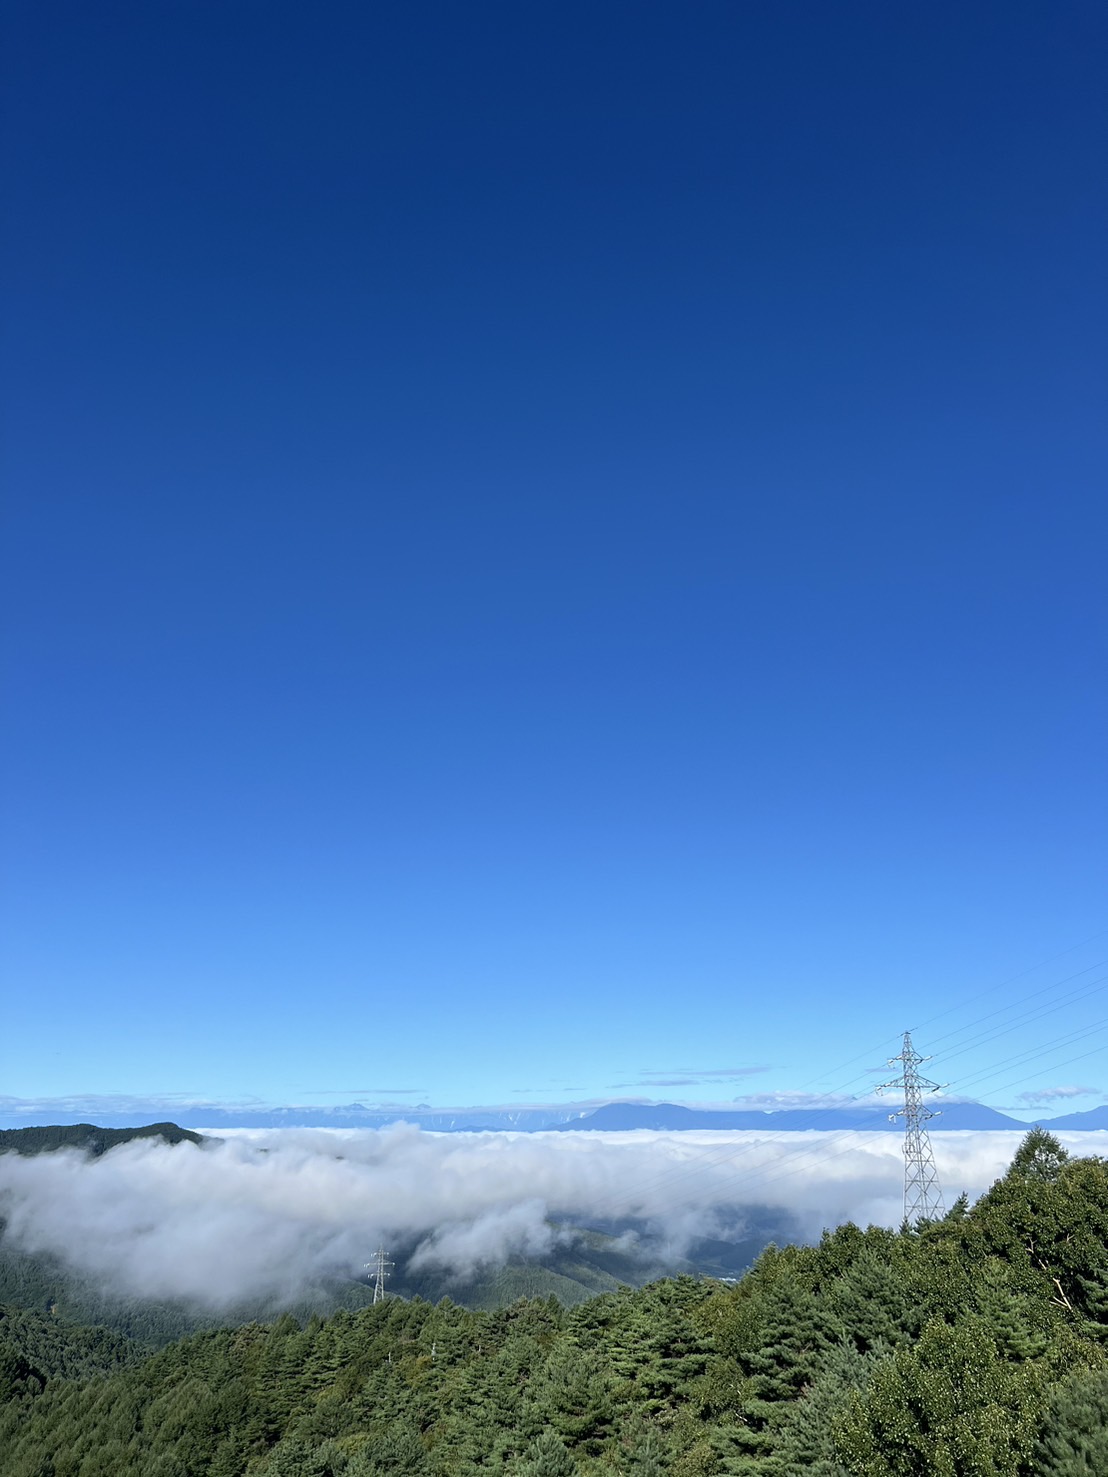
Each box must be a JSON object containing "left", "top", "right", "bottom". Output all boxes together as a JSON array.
[
  {"left": 908, "top": 928, "right": 1108, "bottom": 1038},
  {"left": 927, "top": 962, "right": 1108, "bottom": 1060},
  {"left": 973, "top": 1040, "right": 1108, "bottom": 1108},
  {"left": 947, "top": 1017, "right": 1108, "bottom": 1099}
]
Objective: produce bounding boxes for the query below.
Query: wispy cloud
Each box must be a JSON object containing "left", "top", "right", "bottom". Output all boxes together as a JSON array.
[
  {"left": 608, "top": 1078, "right": 704, "bottom": 1089},
  {"left": 1014, "top": 1085, "right": 1101, "bottom": 1107},
  {"left": 292, "top": 1089, "right": 426, "bottom": 1098},
  {"left": 0, "top": 1092, "right": 266, "bottom": 1114},
  {"left": 729, "top": 1091, "right": 872, "bottom": 1110},
  {"left": 645, "top": 1066, "right": 771, "bottom": 1080},
  {"left": 609, "top": 1065, "right": 771, "bottom": 1090}
]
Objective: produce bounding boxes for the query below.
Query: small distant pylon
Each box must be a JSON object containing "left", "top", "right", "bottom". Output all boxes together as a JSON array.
[
  {"left": 879, "top": 1030, "right": 945, "bottom": 1222},
  {"left": 365, "top": 1247, "right": 394, "bottom": 1304}
]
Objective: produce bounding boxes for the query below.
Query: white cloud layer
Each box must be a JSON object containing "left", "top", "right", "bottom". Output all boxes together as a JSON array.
[{"left": 2, "top": 1127, "right": 1106, "bottom": 1311}]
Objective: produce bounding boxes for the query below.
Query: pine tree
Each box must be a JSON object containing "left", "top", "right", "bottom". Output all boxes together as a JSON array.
[
  {"left": 514, "top": 1429, "right": 578, "bottom": 1477},
  {"left": 350, "top": 1427, "right": 431, "bottom": 1476},
  {"left": 1032, "top": 1369, "right": 1108, "bottom": 1476},
  {"left": 624, "top": 1424, "right": 667, "bottom": 1477},
  {"left": 1009, "top": 1129, "right": 1069, "bottom": 1182},
  {"left": 826, "top": 1246, "right": 917, "bottom": 1354},
  {"left": 1076, "top": 1267, "right": 1108, "bottom": 1342},
  {"left": 774, "top": 1340, "right": 875, "bottom": 1476}
]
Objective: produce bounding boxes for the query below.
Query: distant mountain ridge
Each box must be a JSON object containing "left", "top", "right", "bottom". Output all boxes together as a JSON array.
[
  {"left": 550, "top": 1101, "right": 1032, "bottom": 1132},
  {"left": 2, "top": 1100, "right": 1100, "bottom": 1134},
  {"left": 1031, "top": 1105, "right": 1108, "bottom": 1130}
]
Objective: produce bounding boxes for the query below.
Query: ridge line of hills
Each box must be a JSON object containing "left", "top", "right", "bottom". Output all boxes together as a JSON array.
[
  {"left": 4, "top": 1099, "right": 1108, "bottom": 1134},
  {"left": 0, "top": 1122, "right": 205, "bottom": 1156}
]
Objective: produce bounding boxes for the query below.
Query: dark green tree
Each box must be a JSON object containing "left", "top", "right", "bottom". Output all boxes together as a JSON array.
[
  {"left": 514, "top": 1429, "right": 578, "bottom": 1477},
  {"left": 1031, "top": 1369, "right": 1108, "bottom": 1476},
  {"left": 773, "top": 1339, "right": 876, "bottom": 1476}
]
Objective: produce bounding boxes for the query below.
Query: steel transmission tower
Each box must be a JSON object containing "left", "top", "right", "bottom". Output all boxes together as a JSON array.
[
  {"left": 879, "top": 1030, "right": 945, "bottom": 1222},
  {"left": 365, "top": 1247, "right": 394, "bottom": 1304}
]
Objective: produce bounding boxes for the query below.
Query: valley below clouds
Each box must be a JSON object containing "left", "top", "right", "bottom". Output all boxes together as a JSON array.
[{"left": 2, "top": 1127, "right": 1105, "bottom": 1312}]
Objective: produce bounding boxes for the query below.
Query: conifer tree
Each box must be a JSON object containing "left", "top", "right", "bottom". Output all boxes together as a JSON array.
[
  {"left": 774, "top": 1339, "right": 875, "bottom": 1476},
  {"left": 1032, "top": 1369, "right": 1108, "bottom": 1476},
  {"left": 1076, "top": 1267, "right": 1108, "bottom": 1340},
  {"left": 515, "top": 1429, "right": 578, "bottom": 1477}
]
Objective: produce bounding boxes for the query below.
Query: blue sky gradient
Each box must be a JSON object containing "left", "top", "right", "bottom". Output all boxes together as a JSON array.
[{"left": 2, "top": 2, "right": 1105, "bottom": 1119}]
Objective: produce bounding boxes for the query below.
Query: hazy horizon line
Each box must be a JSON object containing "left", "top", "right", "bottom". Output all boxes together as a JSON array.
[{"left": 1, "top": 1089, "right": 1094, "bottom": 1127}]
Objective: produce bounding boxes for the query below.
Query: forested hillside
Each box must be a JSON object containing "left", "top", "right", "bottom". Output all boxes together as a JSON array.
[
  {"left": 2, "top": 1131, "right": 1107, "bottom": 1476},
  {"left": 0, "top": 1123, "right": 205, "bottom": 1157}
]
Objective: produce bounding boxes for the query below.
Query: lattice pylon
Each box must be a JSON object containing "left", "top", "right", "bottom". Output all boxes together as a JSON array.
[
  {"left": 364, "top": 1247, "right": 394, "bottom": 1303},
  {"left": 879, "top": 1030, "right": 945, "bottom": 1222}
]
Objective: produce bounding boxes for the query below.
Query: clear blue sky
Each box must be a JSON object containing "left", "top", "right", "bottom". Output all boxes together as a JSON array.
[{"left": 2, "top": 2, "right": 1105, "bottom": 1118}]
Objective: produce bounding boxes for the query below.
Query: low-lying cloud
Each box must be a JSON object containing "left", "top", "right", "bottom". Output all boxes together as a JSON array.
[{"left": 2, "top": 1127, "right": 1105, "bottom": 1313}]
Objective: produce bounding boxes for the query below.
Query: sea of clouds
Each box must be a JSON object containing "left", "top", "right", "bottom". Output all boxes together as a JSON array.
[{"left": 1, "top": 1127, "right": 1104, "bottom": 1311}]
